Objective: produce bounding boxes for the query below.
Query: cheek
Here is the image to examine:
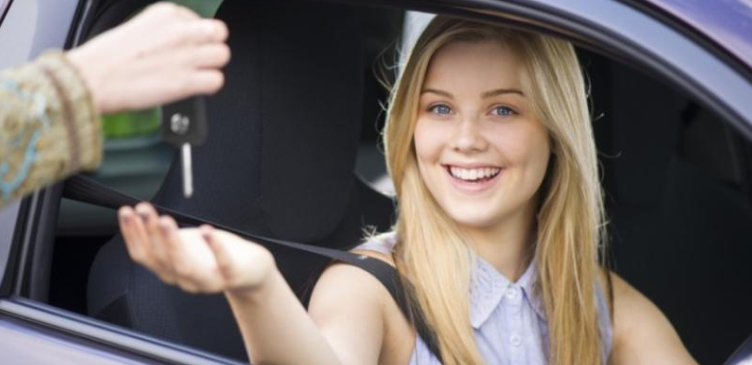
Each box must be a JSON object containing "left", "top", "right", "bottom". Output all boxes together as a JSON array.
[
  {"left": 413, "top": 118, "right": 446, "bottom": 164},
  {"left": 519, "top": 128, "right": 551, "bottom": 183},
  {"left": 495, "top": 124, "right": 550, "bottom": 175}
]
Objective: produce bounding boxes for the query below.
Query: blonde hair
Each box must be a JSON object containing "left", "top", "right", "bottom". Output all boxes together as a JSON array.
[{"left": 383, "top": 16, "right": 608, "bottom": 365}]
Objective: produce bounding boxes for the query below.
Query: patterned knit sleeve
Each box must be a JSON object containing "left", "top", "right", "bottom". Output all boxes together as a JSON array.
[{"left": 0, "top": 50, "right": 102, "bottom": 208}]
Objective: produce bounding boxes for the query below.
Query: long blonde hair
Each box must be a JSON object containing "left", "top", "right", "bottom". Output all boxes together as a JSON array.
[{"left": 383, "top": 16, "right": 608, "bottom": 365}]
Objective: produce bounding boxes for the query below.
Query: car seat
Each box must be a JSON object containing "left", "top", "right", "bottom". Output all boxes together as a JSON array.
[
  {"left": 86, "top": 0, "right": 395, "bottom": 360},
  {"left": 590, "top": 57, "right": 752, "bottom": 365}
]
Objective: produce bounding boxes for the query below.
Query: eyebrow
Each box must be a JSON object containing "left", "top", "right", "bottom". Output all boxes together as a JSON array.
[
  {"left": 421, "top": 88, "right": 525, "bottom": 98},
  {"left": 482, "top": 88, "right": 525, "bottom": 98}
]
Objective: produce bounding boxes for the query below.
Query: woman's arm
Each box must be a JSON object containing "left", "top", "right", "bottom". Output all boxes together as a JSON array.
[
  {"left": 225, "top": 263, "right": 387, "bottom": 365},
  {"left": 118, "top": 203, "right": 386, "bottom": 365},
  {"left": 0, "top": 51, "right": 101, "bottom": 207},
  {"left": 609, "top": 273, "right": 697, "bottom": 365}
]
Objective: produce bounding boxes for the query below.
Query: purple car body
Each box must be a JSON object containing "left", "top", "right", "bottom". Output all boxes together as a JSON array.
[
  {"left": 643, "top": 0, "right": 752, "bottom": 70},
  {"left": 0, "top": 0, "right": 751, "bottom": 364}
]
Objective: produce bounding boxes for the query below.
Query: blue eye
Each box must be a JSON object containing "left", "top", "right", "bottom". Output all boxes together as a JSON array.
[
  {"left": 492, "top": 106, "right": 515, "bottom": 116},
  {"left": 429, "top": 104, "right": 453, "bottom": 115}
]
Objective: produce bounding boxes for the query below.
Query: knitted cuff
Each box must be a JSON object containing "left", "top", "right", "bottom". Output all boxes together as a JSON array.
[{"left": 36, "top": 50, "right": 103, "bottom": 171}]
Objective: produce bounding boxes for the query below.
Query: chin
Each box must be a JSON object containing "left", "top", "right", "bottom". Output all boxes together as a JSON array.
[{"left": 442, "top": 204, "right": 504, "bottom": 230}]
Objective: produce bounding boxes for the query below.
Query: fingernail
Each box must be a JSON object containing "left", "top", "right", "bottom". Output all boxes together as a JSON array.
[
  {"left": 159, "top": 221, "right": 171, "bottom": 234},
  {"left": 201, "top": 230, "right": 213, "bottom": 242}
]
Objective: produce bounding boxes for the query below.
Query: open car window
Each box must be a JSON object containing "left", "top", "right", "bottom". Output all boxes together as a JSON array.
[{"left": 2, "top": 0, "right": 750, "bottom": 364}]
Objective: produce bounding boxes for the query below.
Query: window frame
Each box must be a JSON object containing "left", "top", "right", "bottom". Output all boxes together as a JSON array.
[{"left": 0, "top": 0, "right": 10, "bottom": 26}]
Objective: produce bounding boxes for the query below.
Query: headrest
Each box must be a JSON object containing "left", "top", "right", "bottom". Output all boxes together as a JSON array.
[{"left": 152, "top": 0, "right": 363, "bottom": 242}]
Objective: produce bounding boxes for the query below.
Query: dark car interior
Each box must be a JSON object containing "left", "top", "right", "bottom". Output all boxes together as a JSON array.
[{"left": 20, "top": 0, "right": 752, "bottom": 364}]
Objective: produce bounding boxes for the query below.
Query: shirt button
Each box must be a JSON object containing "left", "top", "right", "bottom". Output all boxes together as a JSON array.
[
  {"left": 510, "top": 334, "right": 522, "bottom": 347},
  {"left": 505, "top": 287, "right": 517, "bottom": 299}
]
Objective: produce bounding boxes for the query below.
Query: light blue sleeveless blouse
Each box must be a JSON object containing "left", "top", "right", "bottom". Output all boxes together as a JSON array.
[{"left": 356, "top": 233, "right": 613, "bottom": 365}]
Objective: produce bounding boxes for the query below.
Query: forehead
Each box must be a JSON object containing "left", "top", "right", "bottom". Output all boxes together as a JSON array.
[{"left": 423, "top": 39, "right": 523, "bottom": 90}]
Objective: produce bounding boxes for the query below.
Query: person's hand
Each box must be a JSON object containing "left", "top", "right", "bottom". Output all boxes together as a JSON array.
[
  {"left": 66, "top": 2, "right": 230, "bottom": 114},
  {"left": 118, "top": 203, "right": 275, "bottom": 295}
]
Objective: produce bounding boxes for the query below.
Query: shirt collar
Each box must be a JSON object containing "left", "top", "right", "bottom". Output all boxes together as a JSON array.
[{"left": 468, "top": 254, "right": 546, "bottom": 329}]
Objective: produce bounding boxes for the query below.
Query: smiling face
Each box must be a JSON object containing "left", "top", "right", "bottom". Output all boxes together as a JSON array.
[{"left": 413, "top": 39, "right": 551, "bottom": 232}]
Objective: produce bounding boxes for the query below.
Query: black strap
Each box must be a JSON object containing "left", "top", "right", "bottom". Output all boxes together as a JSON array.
[{"left": 63, "top": 175, "right": 443, "bottom": 362}]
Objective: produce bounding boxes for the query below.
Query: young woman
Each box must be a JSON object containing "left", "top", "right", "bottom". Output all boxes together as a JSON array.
[{"left": 117, "top": 16, "right": 697, "bottom": 365}]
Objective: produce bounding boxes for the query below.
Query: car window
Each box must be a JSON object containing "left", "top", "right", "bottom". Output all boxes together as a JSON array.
[{"left": 18, "top": 1, "right": 752, "bottom": 364}]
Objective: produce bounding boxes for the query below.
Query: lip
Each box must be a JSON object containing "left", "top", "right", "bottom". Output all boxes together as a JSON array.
[{"left": 442, "top": 164, "right": 503, "bottom": 194}]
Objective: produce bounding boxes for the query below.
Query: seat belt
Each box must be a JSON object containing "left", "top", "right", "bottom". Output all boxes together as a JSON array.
[{"left": 63, "top": 174, "right": 443, "bottom": 362}]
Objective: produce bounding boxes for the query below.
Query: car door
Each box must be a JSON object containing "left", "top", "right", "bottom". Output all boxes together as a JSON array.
[{"left": 2, "top": 0, "right": 752, "bottom": 364}]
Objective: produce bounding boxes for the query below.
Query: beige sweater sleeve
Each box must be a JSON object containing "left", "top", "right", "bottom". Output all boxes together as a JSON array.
[{"left": 0, "top": 50, "right": 102, "bottom": 208}]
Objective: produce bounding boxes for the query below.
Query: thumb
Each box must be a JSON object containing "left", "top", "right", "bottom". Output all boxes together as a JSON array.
[{"left": 201, "top": 225, "right": 236, "bottom": 280}]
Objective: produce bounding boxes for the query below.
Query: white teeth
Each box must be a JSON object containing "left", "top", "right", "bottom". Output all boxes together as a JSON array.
[{"left": 449, "top": 166, "right": 501, "bottom": 181}]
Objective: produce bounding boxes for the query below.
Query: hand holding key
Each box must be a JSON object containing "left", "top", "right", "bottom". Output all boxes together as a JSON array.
[
  {"left": 119, "top": 203, "right": 276, "bottom": 295},
  {"left": 67, "top": 2, "right": 230, "bottom": 114}
]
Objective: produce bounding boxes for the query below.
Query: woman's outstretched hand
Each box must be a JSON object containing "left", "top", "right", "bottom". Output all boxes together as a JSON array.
[{"left": 118, "top": 202, "right": 275, "bottom": 296}]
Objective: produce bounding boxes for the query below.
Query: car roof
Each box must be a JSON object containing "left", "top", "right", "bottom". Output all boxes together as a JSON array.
[{"left": 641, "top": 0, "right": 752, "bottom": 69}]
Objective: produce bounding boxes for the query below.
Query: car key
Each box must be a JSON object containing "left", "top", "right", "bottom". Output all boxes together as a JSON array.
[{"left": 161, "top": 97, "right": 208, "bottom": 198}]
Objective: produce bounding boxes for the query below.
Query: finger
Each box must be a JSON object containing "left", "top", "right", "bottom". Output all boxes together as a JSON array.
[
  {"left": 136, "top": 203, "right": 176, "bottom": 283},
  {"left": 145, "top": 2, "right": 200, "bottom": 21},
  {"left": 131, "top": 203, "right": 163, "bottom": 271},
  {"left": 165, "top": 19, "right": 229, "bottom": 47},
  {"left": 183, "top": 43, "right": 231, "bottom": 69},
  {"left": 158, "top": 216, "right": 185, "bottom": 285},
  {"left": 122, "top": 207, "right": 168, "bottom": 280},
  {"left": 121, "top": 207, "right": 152, "bottom": 265},
  {"left": 118, "top": 207, "right": 145, "bottom": 261},
  {"left": 176, "top": 278, "right": 202, "bottom": 294},
  {"left": 202, "top": 226, "right": 234, "bottom": 280},
  {"left": 128, "top": 205, "right": 151, "bottom": 246},
  {"left": 186, "top": 69, "right": 225, "bottom": 95},
  {"left": 203, "top": 19, "right": 229, "bottom": 43},
  {"left": 160, "top": 218, "right": 208, "bottom": 290},
  {"left": 168, "top": 3, "right": 202, "bottom": 21}
]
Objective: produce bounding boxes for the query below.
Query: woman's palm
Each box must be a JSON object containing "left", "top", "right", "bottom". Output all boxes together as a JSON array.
[{"left": 118, "top": 203, "right": 275, "bottom": 294}]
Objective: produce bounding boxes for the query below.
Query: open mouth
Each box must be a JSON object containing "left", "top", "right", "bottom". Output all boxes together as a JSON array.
[{"left": 445, "top": 165, "right": 502, "bottom": 183}]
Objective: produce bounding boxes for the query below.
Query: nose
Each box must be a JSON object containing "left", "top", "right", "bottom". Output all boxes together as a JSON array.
[{"left": 450, "top": 116, "right": 488, "bottom": 153}]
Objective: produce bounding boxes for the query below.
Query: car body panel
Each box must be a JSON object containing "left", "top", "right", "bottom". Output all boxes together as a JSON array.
[
  {"left": 0, "top": 316, "right": 144, "bottom": 365},
  {"left": 0, "top": 298, "right": 245, "bottom": 364},
  {"left": 640, "top": 0, "right": 752, "bottom": 70},
  {"left": 0, "top": 0, "right": 79, "bottom": 294},
  {"left": 0, "top": 0, "right": 11, "bottom": 25}
]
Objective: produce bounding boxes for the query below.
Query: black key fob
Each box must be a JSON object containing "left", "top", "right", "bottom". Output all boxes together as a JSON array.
[{"left": 161, "top": 96, "right": 208, "bottom": 148}]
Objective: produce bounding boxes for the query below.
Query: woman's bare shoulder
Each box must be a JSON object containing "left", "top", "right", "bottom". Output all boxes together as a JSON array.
[
  {"left": 306, "top": 248, "right": 397, "bottom": 364},
  {"left": 308, "top": 246, "right": 414, "bottom": 365},
  {"left": 608, "top": 272, "right": 698, "bottom": 365}
]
